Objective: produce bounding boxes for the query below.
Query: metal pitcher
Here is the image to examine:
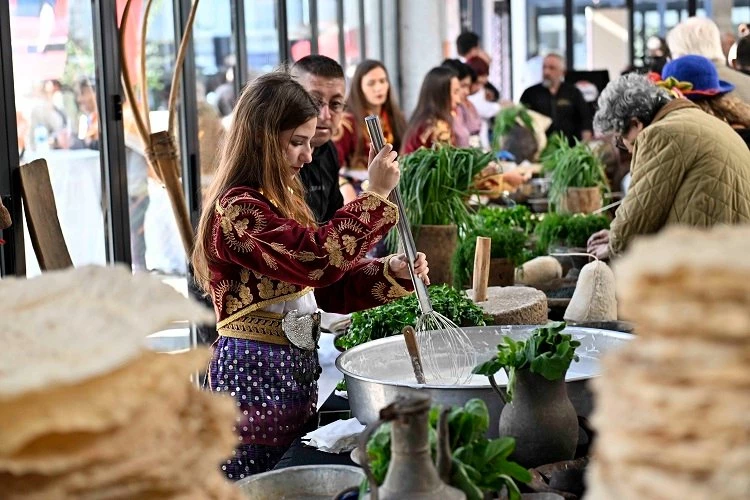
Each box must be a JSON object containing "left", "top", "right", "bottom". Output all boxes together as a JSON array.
[{"left": 357, "top": 393, "right": 465, "bottom": 500}]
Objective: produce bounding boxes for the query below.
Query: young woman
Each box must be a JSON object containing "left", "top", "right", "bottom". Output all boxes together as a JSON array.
[
  {"left": 442, "top": 59, "right": 482, "bottom": 148},
  {"left": 335, "top": 60, "right": 407, "bottom": 199},
  {"left": 401, "top": 66, "right": 461, "bottom": 154},
  {"left": 192, "top": 71, "right": 429, "bottom": 479}
]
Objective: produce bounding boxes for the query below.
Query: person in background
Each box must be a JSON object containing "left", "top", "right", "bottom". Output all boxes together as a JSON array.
[
  {"left": 402, "top": 66, "right": 460, "bottom": 154},
  {"left": 520, "top": 54, "right": 593, "bottom": 146},
  {"left": 586, "top": 73, "right": 750, "bottom": 260},
  {"left": 291, "top": 56, "right": 348, "bottom": 223},
  {"left": 659, "top": 54, "right": 750, "bottom": 148},
  {"left": 192, "top": 71, "right": 429, "bottom": 479},
  {"left": 334, "top": 60, "right": 407, "bottom": 198},
  {"left": 442, "top": 59, "right": 482, "bottom": 148},
  {"left": 667, "top": 17, "right": 750, "bottom": 103},
  {"left": 70, "top": 78, "right": 99, "bottom": 150},
  {"left": 733, "top": 35, "right": 750, "bottom": 75},
  {"left": 466, "top": 56, "right": 501, "bottom": 149},
  {"left": 456, "top": 31, "right": 490, "bottom": 63}
]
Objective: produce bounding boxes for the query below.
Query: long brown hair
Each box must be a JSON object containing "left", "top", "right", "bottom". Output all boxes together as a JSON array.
[
  {"left": 693, "top": 94, "right": 750, "bottom": 128},
  {"left": 192, "top": 71, "right": 319, "bottom": 293},
  {"left": 404, "top": 66, "right": 456, "bottom": 146},
  {"left": 346, "top": 60, "right": 407, "bottom": 152}
]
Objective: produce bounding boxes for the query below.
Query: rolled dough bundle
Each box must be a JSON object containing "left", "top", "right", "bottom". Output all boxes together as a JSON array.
[
  {"left": 515, "top": 256, "right": 563, "bottom": 286},
  {"left": 564, "top": 260, "right": 617, "bottom": 322}
]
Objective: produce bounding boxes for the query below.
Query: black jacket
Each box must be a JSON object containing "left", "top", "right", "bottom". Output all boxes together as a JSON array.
[
  {"left": 300, "top": 140, "right": 344, "bottom": 224},
  {"left": 520, "top": 82, "right": 593, "bottom": 145}
]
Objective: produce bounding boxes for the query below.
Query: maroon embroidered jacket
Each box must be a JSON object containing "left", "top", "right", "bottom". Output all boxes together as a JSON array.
[{"left": 209, "top": 187, "right": 413, "bottom": 326}]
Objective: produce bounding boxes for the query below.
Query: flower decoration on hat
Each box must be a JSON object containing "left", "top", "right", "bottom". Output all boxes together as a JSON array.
[{"left": 654, "top": 76, "right": 694, "bottom": 99}]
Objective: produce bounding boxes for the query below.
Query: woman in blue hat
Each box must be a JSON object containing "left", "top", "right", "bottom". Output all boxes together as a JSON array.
[{"left": 659, "top": 54, "right": 750, "bottom": 147}]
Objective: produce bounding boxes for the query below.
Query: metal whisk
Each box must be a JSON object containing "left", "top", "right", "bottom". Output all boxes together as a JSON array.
[{"left": 365, "top": 115, "right": 477, "bottom": 384}]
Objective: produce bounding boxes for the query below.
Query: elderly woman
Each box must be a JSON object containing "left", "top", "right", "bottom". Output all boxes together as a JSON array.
[{"left": 587, "top": 73, "right": 750, "bottom": 259}]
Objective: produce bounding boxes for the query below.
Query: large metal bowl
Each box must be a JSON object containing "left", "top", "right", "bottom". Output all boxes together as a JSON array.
[
  {"left": 236, "top": 465, "right": 364, "bottom": 499},
  {"left": 336, "top": 325, "right": 632, "bottom": 437}
]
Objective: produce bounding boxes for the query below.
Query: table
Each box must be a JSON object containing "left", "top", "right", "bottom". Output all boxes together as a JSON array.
[{"left": 274, "top": 393, "right": 358, "bottom": 470}]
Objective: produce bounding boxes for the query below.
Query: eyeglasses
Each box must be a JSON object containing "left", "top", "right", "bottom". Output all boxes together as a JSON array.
[
  {"left": 614, "top": 135, "right": 628, "bottom": 153},
  {"left": 314, "top": 97, "right": 345, "bottom": 113}
]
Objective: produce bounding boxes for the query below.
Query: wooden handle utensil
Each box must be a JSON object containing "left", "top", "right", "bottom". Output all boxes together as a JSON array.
[
  {"left": 402, "top": 326, "right": 426, "bottom": 384},
  {"left": 472, "top": 236, "right": 491, "bottom": 302}
]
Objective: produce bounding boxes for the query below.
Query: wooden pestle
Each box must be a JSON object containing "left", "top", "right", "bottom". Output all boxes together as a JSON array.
[{"left": 472, "top": 236, "right": 492, "bottom": 302}]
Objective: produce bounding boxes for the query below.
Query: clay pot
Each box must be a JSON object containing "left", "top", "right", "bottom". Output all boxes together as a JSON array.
[
  {"left": 559, "top": 187, "right": 602, "bottom": 214},
  {"left": 488, "top": 258, "right": 515, "bottom": 287},
  {"left": 496, "top": 369, "right": 578, "bottom": 468},
  {"left": 414, "top": 224, "right": 457, "bottom": 286}
]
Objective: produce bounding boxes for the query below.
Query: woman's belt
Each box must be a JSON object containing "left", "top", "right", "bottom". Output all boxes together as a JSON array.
[{"left": 218, "top": 310, "right": 321, "bottom": 351}]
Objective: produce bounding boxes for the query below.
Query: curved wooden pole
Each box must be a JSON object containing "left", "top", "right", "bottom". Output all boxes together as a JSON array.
[{"left": 167, "top": 0, "right": 201, "bottom": 136}]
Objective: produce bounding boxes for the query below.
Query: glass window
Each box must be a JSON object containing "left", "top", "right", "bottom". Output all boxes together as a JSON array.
[
  {"left": 364, "top": 0, "right": 382, "bottom": 62},
  {"left": 194, "top": 0, "right": 234, "bottom": 200},
  {"left": 317, "top": 0, "right": 341, "bottom": 61},
  {"left": 116, "top": 0, "right": 186, "bottom": 278},
  {"left": 524, "top": 0, "right": 565, "bottom": 89},
  {"left": 287, "top": 0, "right": 312, "bottom": 61},
  {"left": 245, "top": 0, "right": 281, "bottom": 76},
  {"left": 734, "top": 0, "right": 750, "bottom": 33},
  {"left": 572, "top": 0, "right": 628, "bottom": 74},
  {"left": 344, "top": 0, "right": 363, "bottom": 74},
  {"left": 633, "top": 0, "right": 689, "bottom": 66},
  {"left": 10, "top": 0, "right": 107, "bottom": 276}
]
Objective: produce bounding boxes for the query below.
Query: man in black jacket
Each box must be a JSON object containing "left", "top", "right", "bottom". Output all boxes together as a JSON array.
[
  {"left": 291, "top": 56, "right": 347, "bottom": 223},
  {"left": 520, "top": 54, "right": 592, "bottom": 145}
]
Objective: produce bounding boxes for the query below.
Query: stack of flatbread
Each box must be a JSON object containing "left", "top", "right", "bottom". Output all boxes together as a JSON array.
[
  {"left": 585, "top": 226, "right": 750, "bottom": 500},
  {"left": 0, "top": 266, "right": 244, "bottom": 499}
]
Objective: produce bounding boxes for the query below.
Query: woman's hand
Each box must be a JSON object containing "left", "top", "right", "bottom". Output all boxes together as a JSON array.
[
  {"left": 502, "top": 169, "right": 530, "bottom": 188},
  {"left": 366, "top": 143, "right": 400, "bottom": 198},
  {"left": 587, "top": 229, "right": 611, "bottom": 260},
  {"left": 389, "top": 252, "right": 430, "bottom": 285}
]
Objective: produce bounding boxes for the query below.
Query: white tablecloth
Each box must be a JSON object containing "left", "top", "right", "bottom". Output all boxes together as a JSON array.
[{"left": 23, "top": 149, "right": 106, "bottom": 276}]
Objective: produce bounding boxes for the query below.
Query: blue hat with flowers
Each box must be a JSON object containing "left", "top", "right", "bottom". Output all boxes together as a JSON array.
[{"left": 660, "top": 55, "right": 734, "bottom": 100}]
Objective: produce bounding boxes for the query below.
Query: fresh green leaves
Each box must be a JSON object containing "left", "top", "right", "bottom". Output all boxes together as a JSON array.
[
  {"left": 472, "top": 322, "right": 581, "bottom": 401},
  {"left": 386, "top": 145, "right": 493, "bottom": 252},
  {"left": 334, "top": 284, "right": 488, "bottom": 351},
  {"left": 492, "top": 105, "right": 536, "bottom": 151},
  {"left": 364, "top": 399, "right": 529, "bottom": 499},
  {"left": 452, "top": 206, "right": 538, "bottom": 289},
  {"left": 533, "top": 212, "right": 611, "bottom": 255},
  {"left": 541, "top": 135, "right": 610, "bottom": 212},
  {"left": 453, "top": 438, "right": 532, "bottom": 500}
]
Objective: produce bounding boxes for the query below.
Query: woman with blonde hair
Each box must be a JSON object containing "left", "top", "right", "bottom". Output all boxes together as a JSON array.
[
  {"left": 659, "top": 54, "right": 750, "bottom": 147},
  {"left": 192, "top": 71, "right": 429, "bottom": 478}
]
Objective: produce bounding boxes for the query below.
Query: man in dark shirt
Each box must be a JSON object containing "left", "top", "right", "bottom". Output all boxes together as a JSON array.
[
  {"left": 520, "top": 54, "right": 593, "bottom": 145},
  {"left": 291, "top": 56, "right": 347, "bottom": 223}
]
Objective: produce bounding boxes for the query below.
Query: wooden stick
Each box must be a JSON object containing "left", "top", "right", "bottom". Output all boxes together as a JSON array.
[
  {"left": 402, "top": 326, "right": 426, "bottom": 384},
  {"left": 139, "top": 0, "right": 156, "bottom": 134},
  {"left": 472, "top": 236, "right": 491, "bottom": 302},
  {"left": 167, "top": 0, "right": 201, "bottom": 136}
]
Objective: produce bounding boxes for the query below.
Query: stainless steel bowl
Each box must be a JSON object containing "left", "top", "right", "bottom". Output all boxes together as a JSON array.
[
  {"left": 236, "top": 465, "right": 364, "bottom": 499},
  {"left": 336, "top": 325, "right": 632, "bottom": 437}
]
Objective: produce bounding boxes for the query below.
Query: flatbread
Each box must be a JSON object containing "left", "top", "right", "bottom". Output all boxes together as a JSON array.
[{"left": 0, "top": 265, "right": 214, "bottom": 398}]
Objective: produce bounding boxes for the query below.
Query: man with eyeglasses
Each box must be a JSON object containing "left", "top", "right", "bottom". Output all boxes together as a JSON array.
[{"left": 291, "top": 56, "right": 348, "bottom": 223}]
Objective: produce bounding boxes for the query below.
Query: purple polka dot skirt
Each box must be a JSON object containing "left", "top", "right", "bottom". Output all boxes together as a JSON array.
[{"left": 209, "top": 336, "right": 319, "bottom": 480}]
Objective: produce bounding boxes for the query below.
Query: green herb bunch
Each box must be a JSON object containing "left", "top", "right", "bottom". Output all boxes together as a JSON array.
[
  {"left": 386, "top": 145, "right": 493, "bottom": 252},
  {"left": 334, "top": 284, "right": 488, "bottom": 351},
  {"left": 452, "top": 225, "right": 529, "bottom": 289},
  {"left": 364, "top": 399, "right": 531, "bottom": 500},
  {"left": 533, "top": 212, "right": 610, "bottom": 255},
  {"left": 473, "top": 322, "right": 581, "bottom": 401},
  {"left": 474, "top": 205, "right": 538, "bottom": 235},
  {"left": 492, "top": 105, "right": 535, "bottom": 151},
  {"left": 542, "top": 136, "right": 610, "bottom": 211}
]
